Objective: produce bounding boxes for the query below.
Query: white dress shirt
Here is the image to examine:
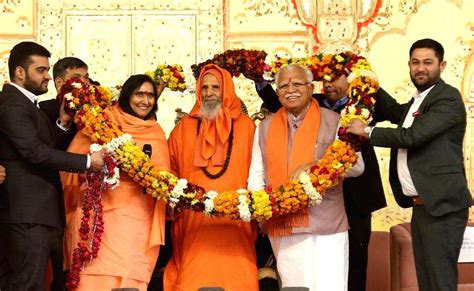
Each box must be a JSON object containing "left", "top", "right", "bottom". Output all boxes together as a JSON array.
[
  {"left": 396, "top": 85, "right": 435, "bottom": 197},
  {"left": 10, "top": 82, "right": 39, "bottom": 107}
]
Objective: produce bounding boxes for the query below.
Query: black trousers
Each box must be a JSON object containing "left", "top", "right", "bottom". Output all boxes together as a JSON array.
[
  {"left": 0, "top": 223, "right": 64, "bottom": 291},
  {"left": 49, "top": 227, "right": 65, "bottom": 291},
  {"left": 411, "top": 206, "right": 468, "bottom": 291},
  {"left": 347, "top": 212, "right": 372, "bottom": 291}
]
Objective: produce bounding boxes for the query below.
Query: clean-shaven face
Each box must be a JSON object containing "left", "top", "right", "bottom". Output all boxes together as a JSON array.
[
  {"left": 129, "top": 81, "right": 156, "bottom": 119},
  {"left": 276, "top": 67, "right": 313, "bottom": 116}
]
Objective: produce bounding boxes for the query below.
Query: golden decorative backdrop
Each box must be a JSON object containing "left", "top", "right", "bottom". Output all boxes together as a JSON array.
[{"left": 0, "top": 0, "right": 473, "bottom": 230}]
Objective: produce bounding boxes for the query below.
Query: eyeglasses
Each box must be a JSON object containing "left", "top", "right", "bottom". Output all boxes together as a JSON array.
[
  {"left": 134, "top": 91, "right": 155, "bottom": 99},
  {"left": 277, "top": 82, "right": 310, "bottom": 91}
]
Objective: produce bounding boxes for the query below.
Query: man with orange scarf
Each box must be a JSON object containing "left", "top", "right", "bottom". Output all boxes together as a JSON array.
[
  {"left": 164, "top": 64, "right": 259, "bottom": 291},
  {"left": 248, "top": 64, "right": 364, "bottom": 290}
]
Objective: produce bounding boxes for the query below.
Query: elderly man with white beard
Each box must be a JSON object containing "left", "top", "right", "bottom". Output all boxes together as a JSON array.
[{"left": 164, "top": 64, "right": 259, "bottom": 290}]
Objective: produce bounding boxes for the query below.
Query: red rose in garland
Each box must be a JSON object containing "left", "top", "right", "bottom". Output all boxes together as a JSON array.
[{"left": 191, "top": 49, "right": 267, "bottom": 80}]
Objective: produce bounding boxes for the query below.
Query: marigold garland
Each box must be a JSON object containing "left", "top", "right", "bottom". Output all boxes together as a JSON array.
[
  {"left": 263, "top": 51, "right": 365, "bottom": 83},
  {"left": 263, "top": 51, "right": 379, "bottom": 150},
  {"left": 61, "top": 50, "right": 378, "bottom": 288},
  {"left": 145, "top": 64, "right": 186, "bottom": 92}
]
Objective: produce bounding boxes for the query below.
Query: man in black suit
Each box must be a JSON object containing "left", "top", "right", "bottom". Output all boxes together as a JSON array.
[
  {"left": 247, "top": 69, "right": 387, "bottom": 291},
  {"left": 39, "top": 57, "right": 89, "bottom": 151},
  {"left": 0, "top": 41, "right": 104, "bottom": 291},
  {"left": 348, "top": 38, "right": 472, "bottom": 291}
]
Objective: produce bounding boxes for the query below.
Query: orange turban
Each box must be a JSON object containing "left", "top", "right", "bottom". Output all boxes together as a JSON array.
[{"left": 189, "top": 64, "right": 242, "bottom": 167}]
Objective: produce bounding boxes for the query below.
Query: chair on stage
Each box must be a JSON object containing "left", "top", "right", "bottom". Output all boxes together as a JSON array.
[{"left": 390, "top": 222, "right": 474, "bottom": 291}]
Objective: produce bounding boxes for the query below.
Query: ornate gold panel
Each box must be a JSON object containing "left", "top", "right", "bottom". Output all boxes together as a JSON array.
[
  {"left": 65, "top": 15, "right": 132, "bottom": 87},
  {"left": 0, "top": 0, "right": 35, "bottom": 37},
  {"left": 31, "top": 0, "right": 223, "bottom": 135},
  {"left": 132, "top": 14, "right": 197, "bottom": 76}
]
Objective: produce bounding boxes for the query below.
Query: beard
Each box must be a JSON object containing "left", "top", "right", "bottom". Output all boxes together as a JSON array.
[
  {"left": 198, "top": 98, "right": 222, "bottom": 120},
  {"left": 24, "top": 75, "right": 48, "bottom": 95},
  {"left": 410, "top": 70, "right": 441, "bottom": 92}
]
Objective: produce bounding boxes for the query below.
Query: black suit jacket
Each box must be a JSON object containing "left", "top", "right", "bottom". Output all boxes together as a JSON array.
[
  {"left": 370, "top": 80, "right": 472, "bottom": 216},
  {"left": 258, "top": 84, "right": 387, "bottom": 215},
  {"left": 0, "top": 84, "right": 87, "bottom": 228},
  {"left": 39, "top": 98, "right": 78, "bottom": 151}
]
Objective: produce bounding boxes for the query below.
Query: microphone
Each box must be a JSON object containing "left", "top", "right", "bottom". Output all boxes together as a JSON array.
[
  {"left": 143, "top": 144, "right": 152, "bottom": 194},
  {"left": 143, "top": 144, "right": 152, "bottom": 158}
]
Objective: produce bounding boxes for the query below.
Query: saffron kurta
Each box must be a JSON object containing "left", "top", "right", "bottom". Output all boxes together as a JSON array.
[
  {"left": 62, "top": 105, "right": 170, "bottom": 290},
  {"left": 164, "top": 64, "right": 258, "bottom": 291}
]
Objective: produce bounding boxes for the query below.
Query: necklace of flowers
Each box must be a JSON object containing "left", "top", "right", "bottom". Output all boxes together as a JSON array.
[
  {"left": 61, "top": 51, "right": 376, "bottom": 222},
  {"left": 60, "top": 51, "right": 377, "bottom": 287},
  {"left": 66, "top": 144, "right": 119, "bottom": 289}
]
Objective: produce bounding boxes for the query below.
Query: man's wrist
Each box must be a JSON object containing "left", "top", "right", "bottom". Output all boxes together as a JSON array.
[
  {"left": 364, "top": 126, "right": 374, "bottom": 137},
  {"left": 56, "top": 118, "right": 71, "bottom": 131}
]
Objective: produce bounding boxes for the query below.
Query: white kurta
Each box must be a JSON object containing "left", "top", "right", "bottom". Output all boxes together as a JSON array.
[{"left": 248, "top": 117, "right": 363, "bottom": 290}]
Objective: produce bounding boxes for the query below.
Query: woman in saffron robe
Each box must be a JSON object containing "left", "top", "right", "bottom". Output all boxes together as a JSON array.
[{"left": 62, "top": 74, "right": 170, "bottom": 290}]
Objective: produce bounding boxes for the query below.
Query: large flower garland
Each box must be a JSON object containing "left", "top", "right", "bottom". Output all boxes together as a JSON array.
[
  {"left": 67, "top": 145, "right": 118, "bottom": 288},
  {"left": 61, "top": 50, "right": 378, "bottom": 288},
  {"left": 191, "top": 49, "right": 268, "bottom": 80},
  {"left": 145, "top": 64, "right": 186, "bottom": 92},
  {"left": 263, "top": 51, "right": 377, "bottom": 149}
]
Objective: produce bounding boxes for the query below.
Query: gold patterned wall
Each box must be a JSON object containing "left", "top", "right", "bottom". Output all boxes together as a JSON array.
[{"left": 1, "top": 0, "right": 473, "bottom": 230}]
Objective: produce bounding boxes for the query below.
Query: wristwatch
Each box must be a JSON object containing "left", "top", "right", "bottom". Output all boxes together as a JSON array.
[{"left": 363, "top": 126, "right": 373, "bottom": 135}]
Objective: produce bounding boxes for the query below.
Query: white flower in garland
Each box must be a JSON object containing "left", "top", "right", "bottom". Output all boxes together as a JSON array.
[
  {"left": 89, "top": 143, "right": 103, "bottom": 153},
  {"left": 64, "top": 92, "right": 73, "bottom": 101},
  {"left": 104, "top": 167, "right": 120, "bottom": 189},
  {"left": 103, "top": 133, "right": 133, "bottom": 153},
  {"left": 361, "top": 108, "right": 371, "bottom": 120},
  {"left": 299, "top": 172, "right": 322, "bottom": 206},
  {"left": 347, "top": 69, "right": 378, "bottom": 84},
  {"left": 341, "top": 104, "right": 373, "bottom": 125},
  {"left": 203, "top": 190, "right": 219, "bottom": 215},
  {"left": 237, "top": 189, "right": 252, "bottom": 222},
  {"left": 72, "top": 82, "right": 82, "bottom": 89},
  {"left": 89, "top": 143, "right": 120, "bottom": 189},
  {"left": 64, "top": 92, "right": 75, "bottom": 109},
  {"left": 169, "top": 178, "right": 188, "bottom": 209},
  {"left": 263, "top": 54, "right": 276, "bottom": 81}
]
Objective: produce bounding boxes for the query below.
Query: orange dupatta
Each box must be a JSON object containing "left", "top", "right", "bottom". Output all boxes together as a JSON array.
[{"left": 265, "top": 99, "right": 320, "bottom": 236}]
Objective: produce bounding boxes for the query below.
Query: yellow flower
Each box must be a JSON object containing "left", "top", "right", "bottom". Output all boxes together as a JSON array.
[{"left": 335, "top": 55, "right": 345, "bottom": 62}]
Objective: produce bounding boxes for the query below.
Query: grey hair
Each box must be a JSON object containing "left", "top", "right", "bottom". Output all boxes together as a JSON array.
[{"left": 275, "top": 63, "right": 313, "bottom": 85}]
